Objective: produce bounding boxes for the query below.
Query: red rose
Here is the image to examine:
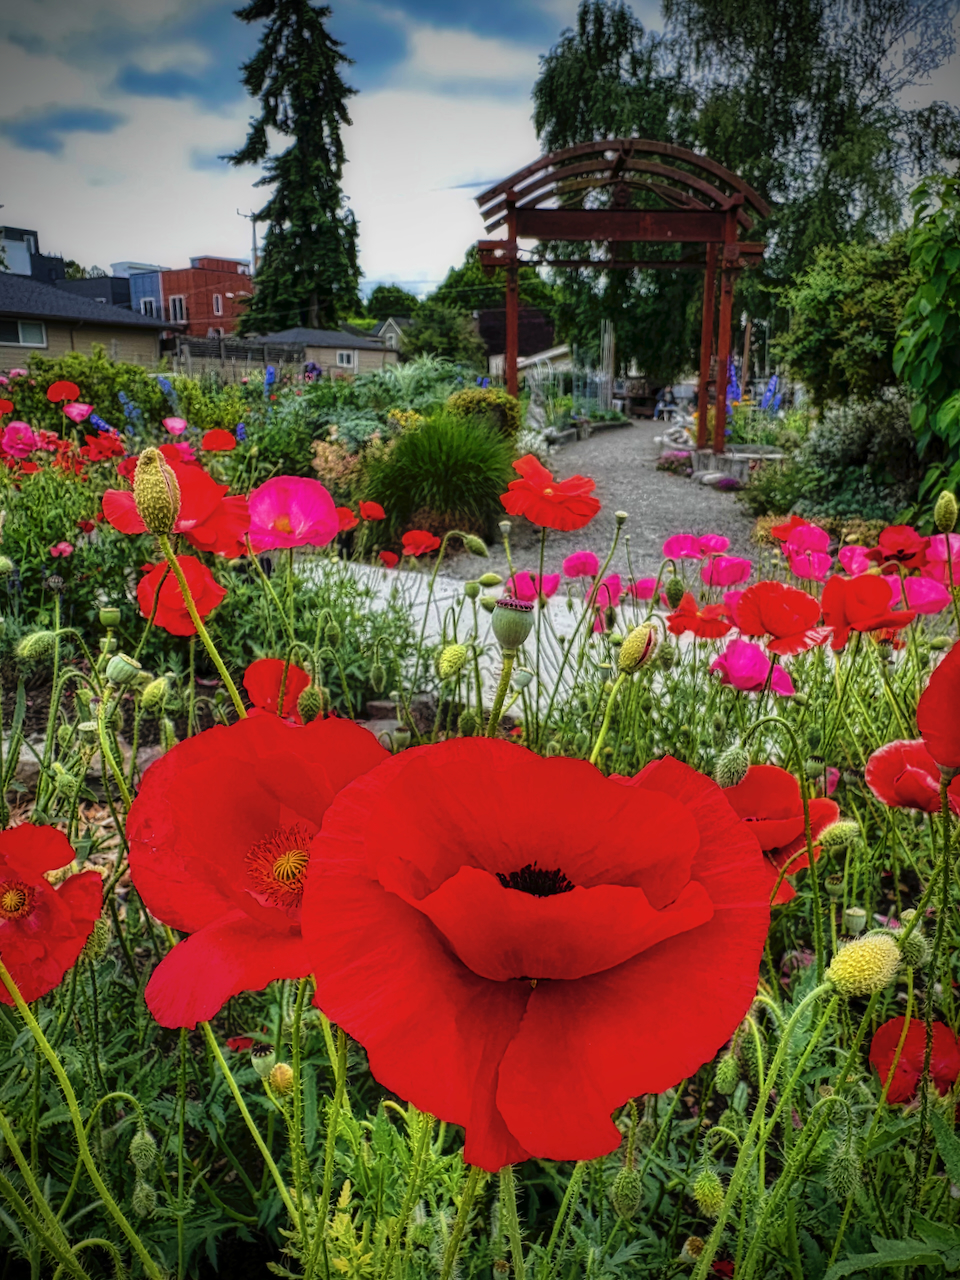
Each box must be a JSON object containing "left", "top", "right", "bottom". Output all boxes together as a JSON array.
[
  {"left": 722, "top": 765, "right": 840, "bottom": 904},
  {"left": 666, "top": 592, "right": 732, "bottom": 639},
  {"left": 103, "top": 458, "right": 249, "bottom": 557},
  {"left": 243, "top": 658, "right": 311, "bottom": 722},
  {"left": 127, "top": 715, "right": 388, "bottom": 1027},
  {"left": 821, "top": 575, "right": 915, "bottom": 651},
  {"left": 869, "top": 1016, "right": 960, "bottom": 1103},
  {"left": 137, "top": 556, "right": 227, "bottom": 636},
  {"left": 917, "top": 640, "right": 960, "bottom": 772},
  {"left": 500, "top": 454, "right": 601, "bottom": 532},
  {"left": 379, "top": 551, "right": 399, "bottom": 568},
  {"left": 336, "top": 506, "right": 359, "bottom": 533},
  {"left": 303, "top": 742, "right": 770, "bottom": 1171},
  {"left": 201, "top": 429, "right": 236, "bottom": 452},
  {"left": 0, "top": 825, "right": 102, "bottom": 1004},
  {"left": 402, "top": 529, "right": 441, "bottom": 557},
  {"left": 735, "top": 580, "right": 829, "bottom": 656},
  {"left": 359, "top": 501, "right": 385, "bottom": 521},
  {"left": 46, "top": 380, "right": 79, "bottom": 403},
  {"left": 865, "top": 739, "right": 960, "bottom": 814}
]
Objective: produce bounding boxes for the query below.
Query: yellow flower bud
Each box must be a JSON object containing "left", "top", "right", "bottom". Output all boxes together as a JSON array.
[
  {"left": 133, "top": 447, "right": 181, "bottom": 535},
  {"left": 268, "top": 1062, "right": 295, "bottom": 1096},
  {"left": 618, "top": 623, "right": 657, "bottom": 674},
  {"left": 827, "top": 934, "right": 900, "bottom": 997}
]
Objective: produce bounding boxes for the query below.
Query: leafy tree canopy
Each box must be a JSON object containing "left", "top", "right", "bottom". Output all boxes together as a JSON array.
[
  {"left": 432, "top": 246, "right": 556, "bottom": 314},
  {"left": 366, "top": 284, "right": 420, "bottom": 319},
  {"left": 401, "top": 301, "right": 487, "bottom": 368}
]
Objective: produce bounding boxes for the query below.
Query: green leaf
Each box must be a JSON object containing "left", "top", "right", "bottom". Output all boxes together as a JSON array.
[
  {"left": 930, "top": 1108, "right": 960, "bottom": 1185},
  {"left": 823, "top": 1239, "right": 943, "bottom": 1279}
]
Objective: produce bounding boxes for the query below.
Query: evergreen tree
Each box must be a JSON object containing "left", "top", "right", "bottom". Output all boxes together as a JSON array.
[
  {"left": 367, "top": 284, "right": 420, "bottom": 319},
  {"left": 227, "top": 0, "right": 361, "bottom": 335}
]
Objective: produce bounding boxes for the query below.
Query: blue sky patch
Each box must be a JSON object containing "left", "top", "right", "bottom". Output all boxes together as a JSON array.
[{"left": 0, "top": 106, "right": 126, "bottom": 155}]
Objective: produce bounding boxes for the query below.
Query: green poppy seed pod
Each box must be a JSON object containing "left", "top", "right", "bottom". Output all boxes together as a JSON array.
[
  {"left": 825, "top": 874, "right": 844, "bottom": 900},
  {"left": 324, "top": 620, "right": 341, "bottom": 648},
  {"left": 664, "top": 576, "right": 685, "bottom": 609},
  {"left": 17, "top": 630, "right": 56, "bottom": 663},
  {"left": 106, "top": 652, "right": 143, "bottom": 687},
  {"left": 99, "top": 636, "right": 118, "bottom": 654},
  {"left": 132, "top": 1179, "right": 156, "bottom": 1218},
  {"left": 820, "top": 821, "right": 860, "bottom": 850},
  {"left": 512, "top": 668, "right": 534, "bottom": 690},
  {"left": 805, "top": 758, "right": 825, "bottom": 778},
  {"left": 844, "top": 906, "right": 867, "bottom": 935},
  {"left": 392, "top": 727, "right": 412, "bottom": 751},
  {"left": 692, "top": 1168, "right": 724, "bottom": 1218},
  {"left": 268, "top": 1062, "right": 295, "bottom": 1097},
  {"left": 478, "top": 572, "right": 503, "bottom": 587},
  {"left": 931, "top": 635, "right": 953, "bottom": 650},
  {"left": 608, "top": 631, "right": 624, "bottom": 646},
  {"left": 463, "top": 581, "right": 481, "bottom": 599},
  {"left": 827, "top": 933, "right": 900, "bottom": 997},
  {"left": 715, "top": 744, "right": 750, "bottom": 789},
  {"left": 827, "top": 1140, "right": 861, "bottom": 1200},
  {"left": 715, "top": 1053, "right": 740, "bottom": 1095},
  {"left": 52, "top": 764, "right": 77, "bottom": 797},
  {"left": 133, "top": 447, "right": 181, "bottom": 535},
  {"left": 458, "top": 709, "right": 480, "bottom": 738},
  {"left": 77, "top": 720, "right": 98, "bottom": 746},
  {"left": 297, "top": 685, "right": 324, "bottom": 723},
  {"left": 140, "top": 676, "right": 168, "bottom": 715},
  {"left": 99, "top": 606, "right": 121, "bottom": 628},
  {"left": 0, "top": 556, "right": 15, "bottom": 579},
  {"left": 160, "top": 717, "right": 178, "bottom": 752},
  {"left": 615, "top": 510, "right": 628, "bottom": 526},
  {"left": 461, "top": 533, "right": 488, "bottom": 557},
  {"left": 57, "top": 723, "right": 73, "bottom": 749},
  {"left": 498, "top": 520, "right": 511, "bottom": 534},
  {"left": 935, "top": 490, "right": 958, "bottom": 533},
  {"left": 491, "top": 597, "right": 534, "bottom": 651},
  {"left": 129, "top": 1127, "right": 158, "bottom": 1173},
  {"left": 251, "top": 1043, "right": 277, "bottom": 1079},
  {"left": 437, "top": 643, "right": 468, "bottom": 681},
  {"left": 370, "top": 662, "right": 386, "bottom": 692},
  {"left": 611, "top": 1166, "right": 643, "bottom": 1218},
  {"left": 480, "top": 595, "right": 498, "bottom": 613},
  {"left": 618, "top": 623, "right": 658, "bottom": 674},
  {"left": 679, "top": 1237, "right": 706, "bottom": 1264}
]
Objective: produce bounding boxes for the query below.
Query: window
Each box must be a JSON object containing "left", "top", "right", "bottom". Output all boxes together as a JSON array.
[
  {"left": 0, "top": 319, "right": 46, "bottom": 347},
  {"left": 385, "top": 331, "right": 397, "bottom": 349},
  {"left": 140, "top": 298, "right": 156, "bottom": 317},
  {"left": 213, "top": 294, "right": 223, "bottom": 316},
  {"left": 169, "top": 296, "right": 186, "bottom": 322},
  {"left": 336, "top": 350, "right": 354, "bottom": 367}
]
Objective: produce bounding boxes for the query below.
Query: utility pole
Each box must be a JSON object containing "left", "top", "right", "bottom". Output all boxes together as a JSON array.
[{"left": 237, "top": 209, "right": 258, "bottom": 278}]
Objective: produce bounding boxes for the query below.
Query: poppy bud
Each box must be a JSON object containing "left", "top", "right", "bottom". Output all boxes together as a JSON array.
[
  {"left": 805, "top": 758, "right": 825, "bottom": 778},
  {"left": 715, "top": 1053, "right": 740, "bottom": 1095},
  {"left": 491, "top": 597, "right": 534, "bottom": 651},
  {"left": 268, "top": 1062, "right": 295, "bottom": 1097},
  {"left": 0, "top": 556, "right": 15, "bottom": 578},
  {"left": 464, "top": 581, "right": 481, "bottom": 599},
  {"left": 664, "top": 576, "right": 685, "bottom": 609},
  {"left": 17, "top": 630, "right": 56, "bottom": 663},
  {"left": 935, "top": 490, "right": 958, "bottom": 533},
  {"left": 498, "top": 520, "right": 511, "bottom": 534},
  {"left": 618, "top": 623, "right": 657, "bottom": 674},
  {"left": 458, "top": 709, "right": 480, "bottom": 737},
  {"left": 77, "top": 720, "right": 98, "bottom": 746},
  {"left": 392, "top": 727, "right": 412, "bottom": 751},
  {"left": 844, "top": 906, "right": 867, "bottom": 934},
  {"left": 297, "top": 685, "right": 324, "bottom": 723},
  {"left": 160, "top": 717, "right": 178, "bottom": 752},
  {"left": 132, "top": 1179, "right": 156, "bottom": 1218},
  {"left": 140, "top": 677, "right": 168, "bottom": 715},
  {"left": 609, "top": 632, "right": 624, "bottom": 646},
  {"left": 324, "top": 621, "right": 341, "bottom": 648},
  {"left": 251, "top": 1043, "right": 277, "bottom": 1079},
  {"left": 820, "top": 821, "right": 859, "bottom": 850},
  {"left": 658, "top": 644, "right": 675, "bottom": 670},
  {"left": 478, "top": 572, "right": 503, "bottom": 587},
  {"left": 827, "top": 934, "right": 900, "bottom": 997},
  {"left": 692, "top": 1168, "right": 724, "bottom": 1218},
  {"left": 714, "top": 744, "right": 749, "bottom": 789},
  {"left": 512, "top": 668, "right": 534, "bottom": 690},
  {"left": 461, "top": 534, "right": 488, "bottom": 557},
  {"left": 106, "top": 652, "right": 142, "bottom": 687},
  {"left": 437, "top": 644, "right": 468, "bottom": 680},
  {"left": 133, "top": 447, "right": 181, "bottom": 535},
  {"left": 52, "top": 764, "right": 77, "bottom": 797},
  {"left": 825, "top": 874, "right": 844, "bottom": 900},
  {"left": 82, "top": 916, "right": 111, "bottom": 962},
  {"left": 129, "top": 1127, "right": 158, "bottom": 1173},
  {"left": 370, "top": 662, "right": 386, "bottom": 692},
  {"left": 827, "top": 1140, "right": 861, "bottom": 1199},
  {"left": 931, "top": 635, "right": 953, "bottom": 650},
  {"left": 611, "top": 1166, "right": 643, "bottom": 1218},
  {"left": 480, "top": 595, "right": 498, "bottom": 613},
  {"left": 57, "top": 723, "right": 73, "bottom": 749}
]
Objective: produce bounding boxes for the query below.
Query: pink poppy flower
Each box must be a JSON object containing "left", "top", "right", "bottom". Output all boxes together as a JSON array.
[
  {"left": 885, "top": 575, "right": 952, "bottom": 614},
  {"left": 710, "top": 638, "right": 795, "bottom": 696},
  {"left": 163, "top": 417, "right": 189, "bottom": 435},
  {"left": 662, "top": 534, "right": 705, "bottom": 560},
  {"left": 247, "top": 476, "right": 339, "bottom": 554},
  {"left": 9, "top": 370, "right": 27, "bottom": 379},
  {"left": 1, "top": 422, "right": 39, "bottom": 458},
  {"left": 591, "top": 574, "right": 622, "bottom": 609},
  {"left": 926, "top": 534, "right": 960, "bottom": 585},
  {"left": 507, "top": 572, "right": 561, "bottom": 602},
  {"left": 786, "top": 549, "right": 832, "bottom": 582},
  {"left": 701, "top": 555, "right": 752, "bottom": 587},
  {"left": 724, "top": 590, "right": 746, "bottom": 626},
  {"left": 563, "top": 550, "right": 600, "bottom": 578},
  {"left": 49, "top": 542, "right": 73, "bottom": 558},
  {"left": 62, "top": 403, "right": 93, "bottom": 425},
  {"left": 839, "top": 545, "right": 871, "bottom": 576},
  {"left": 625, "top": 577, "right": 657, "bottom": 600},
  {"left": 0, "top": 377, "right": 7, "bottom": 386},
  {"left": 698, "top": 534, "right": 731, "bottom": 555},
  {"left": 784, "top": 524, "right": 830, "bottom": 555},
  {"left": 169, "top": 440, "right": 196, "bottom": 465}
]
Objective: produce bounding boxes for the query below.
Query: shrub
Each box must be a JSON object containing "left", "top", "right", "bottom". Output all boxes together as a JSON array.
[
  {"left": 656, "top": 450, "right": 693, "bottom": 477},
  {"left": 446, "top": 387, "right": 522, "bottom": 438},
  {"left": 361, "top": 411, "right": 515, "bottom": 541}
]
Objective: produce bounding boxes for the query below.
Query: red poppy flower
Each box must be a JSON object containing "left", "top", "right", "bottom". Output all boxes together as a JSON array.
[
  {"left": 769, "top": 514, "right": 811, "bottom": 542},
  {"left": 722, "top": 765, "right": 840, "bottom": 905},
  {"left": 917, "top": 641, "right": 960, "bottom": 772},
  {"left": 821, "top": 575, "right": 916, "bottom": 651},
  {"left": 46, "top": 380, "right": 79, "bottom": 403},
  {"left": 303, "top": 742, "right": 770, "bottom": 1171},
  {"left": 379, "top": 551, "right": 399, "bottom": 568},
  {"left": 665, "top": 592, "right": 732, "bottom": 639},
  {"left": 226, "top": 1035, "right": 255, "bottom": 1052},
  {"left": 243, "top": 658, "right": 311, "bottom": 723},
  {"left": 865, "top": 739, "right": 960, "bottom": 815},
  {"left": 735, "top": 581, "right": 829, "bottom": 656},
  {"left": 103, "top": 457, "right": 249, "bottom": 557},
  {"left": 0, "top": 825, "right": 102, "bottom": 1004},
  {"left": 0, "top": 399, "right": 13, "bottom": 415},
  {"left": 865, "top": 525, "right": 929, "bottom": 572},
  {"left": 80, "top": 430, "right": 125, "bottom": 462},
  {"left": 116, "top": 456, "right": 137, "bottom": 482},
  {"left": 869, "top": 1017, "right": 960, "bottom": 1103},
  {"left": 202, "top": 429, "right": 236, "bottom": 452},
  {"left": 500, "top": 454, "right": 601, "bottom": 532},
  {"left": 127, "top": 715, "right": 388, "bottom": 1027},
  {"left": 137, "top": 556, "right": 227, "bottom": 636},
  {"left": 336, "top": 506, "right": 359, "bottom": 532},
  {"left": 402, "top": 529, "right": 441, "bottom": 557},
  {"left": 360, "top": 501, "right": 385, "bottom": 521},
  {"left": 76, "top": 519, "right": 95, "bottom": 534}
]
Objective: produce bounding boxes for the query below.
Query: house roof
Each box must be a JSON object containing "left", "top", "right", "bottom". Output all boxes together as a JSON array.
[
  {"left": 0, "top": 272, "right": 169, "bottom": 328},
  {"left": 371, "top": 316, "right": 412, "bottom": 335},
  {"left": 256, "top": 326, "right": 388, "bottom": 350}
]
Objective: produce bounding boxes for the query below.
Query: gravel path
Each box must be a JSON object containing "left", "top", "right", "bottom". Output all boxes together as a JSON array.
[{"left": 441, "top": 419, "right": 758, "bottom": 583}]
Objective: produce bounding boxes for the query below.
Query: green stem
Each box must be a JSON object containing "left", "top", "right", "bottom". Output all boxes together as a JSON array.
[
  {"left": 96, "top": 694, "right": 131, "bottom": 809},
  {"left": 539, "top": 1161, "right": 586, "bottom": 1280},
  {"left": 438, "top": 1164, "right": 483, "bottom": 1280},
  {"left": 378, "top": 1108, "right": 434, "bottom": 1280},
  {"left": 245, "top": 535, "right": 296, "bottom": 646},
  {"left": 500, "top": 1167, "right": 526, "bottom": 1280},
  {"left": 589, "top": 672, "right": 627, "bottom": 767},
  {"left": 486, "top": 649, "right": 516, "bottom": 736},
  {"left": 321, "top": 1028, "right": 348, "bottom": 1218}
]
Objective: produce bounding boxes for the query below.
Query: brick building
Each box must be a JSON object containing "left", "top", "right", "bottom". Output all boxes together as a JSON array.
[{"left": 128, "top": 257, "right": 253, "bottom": 336}]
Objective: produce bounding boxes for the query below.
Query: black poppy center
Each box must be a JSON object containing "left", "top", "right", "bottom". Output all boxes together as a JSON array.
[{"left": 496, "top": 861, "right": 575, "bottom": 897}]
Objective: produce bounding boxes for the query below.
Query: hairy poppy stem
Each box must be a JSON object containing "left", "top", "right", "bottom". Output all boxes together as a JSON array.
[
  {"left": 487, "top": 650, "right": 516, "bottom": 735},
  {"left": 589, "top": 673, "right": 627, "bottom": 767},
  {"left": 438, "top": 1163, "right": 483, "bottom": 1280},
  {"left": 377, "top": 1107, "right": 434, "bottom": 1280},
  {"left": 499, "top": 1166, "right": 526, "bottom": 1280}
]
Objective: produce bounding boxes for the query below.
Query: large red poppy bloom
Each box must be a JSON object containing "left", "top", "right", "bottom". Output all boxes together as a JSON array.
[
  {"left": 103, "top": 457, "right": 249, "bottom": 557},
  {"left": 379, "top": 551, "right": 399, "bottom": 568},
  {"left": 500, "top": 454, "right": 601, "bottom": 532},
  {"left": 865, "top": 739, "right": 960, "bottom": 815},
  {"left": 722, "top": 765, "right": 840, "bottom": 905},
  {"left": 735, "top": 580, "right": 829, "bottom": 656},
  {"left": 665, "top": 592, "right": 732, "bottom": 639},
  {"left": 128, "top": 715, "right": 388, "bottom": 1027},
  {"left": 137, "top": 556, "right": 227, "bottom": 636},
  {"left": 869, "top": 1017, "right": 960, "bottom": 1103},
  {"left": 917, "top": 641, "right": 960, "bottom": 772},
  {"left": 201, "top": 429, "right": 236, "bottom": 452},
  {"left": 243, "top": 658, "right": 311, "bottom": 722},
  {"left": 302, "top": 742, "right": 770, "bottom": 1171},
  {"left": 0, "top": 826, "right": 102, "bottom": 1004},
  {"left": 402, "top": 529, "right": 441, "bottom": 556},
  {"left": 769, "top": 514, "right": 812, "bottom": 542},
  {"left": 360, "top": 501, "right": 385, "bottom": 521},
  {"left": 820, "top": 575, "right": 915, "bottom": 651},
  {"left": 336, "top": 507, "right": 359, "bottom": 533},
  {"left": 46, "top": 380, "right": 80, "bottom": 403},
  {"left": 0, "top": 400, "right": 13, "bottom": 415},
  {"left": 865, "top": 525, "right": 929, "bottom": 572}
]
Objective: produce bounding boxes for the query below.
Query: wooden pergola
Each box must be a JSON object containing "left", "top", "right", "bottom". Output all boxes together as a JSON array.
[{"left": 475, "top": 139, "right": 770, "bottom": 453}]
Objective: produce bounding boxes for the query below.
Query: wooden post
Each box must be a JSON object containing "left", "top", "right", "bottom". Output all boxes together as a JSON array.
[
  {"left": 713, "top": 270, "right": 734, "bottom": 453},
  {"left": 696, "top": 242, "right": 718, "bottom": 449},
  {"left": 505, "top": 191, "right": 519, "bottom": 398}
]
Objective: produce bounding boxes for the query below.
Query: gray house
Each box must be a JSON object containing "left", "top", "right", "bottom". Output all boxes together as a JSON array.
[{"left": 256, "top": 327, "right": 398, "bottom": 375}]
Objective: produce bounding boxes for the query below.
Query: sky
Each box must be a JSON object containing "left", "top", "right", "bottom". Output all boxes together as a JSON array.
[{"left": 0, "top": 0, "right": 651, "bottom": 297}]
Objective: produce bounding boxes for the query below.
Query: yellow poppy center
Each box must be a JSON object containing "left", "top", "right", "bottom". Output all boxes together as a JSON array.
[
  {"left": 0, "top": 881, "right": 33, "bottom": 921},
  {"left": 245, "top": 825, "right": 313, "bottom": 908},
  {"left": 543, "top": 487, "right": 554, "bottom": 496},
  {"left": 274, "top": 514, "right": 293, "bottom": 534}
]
